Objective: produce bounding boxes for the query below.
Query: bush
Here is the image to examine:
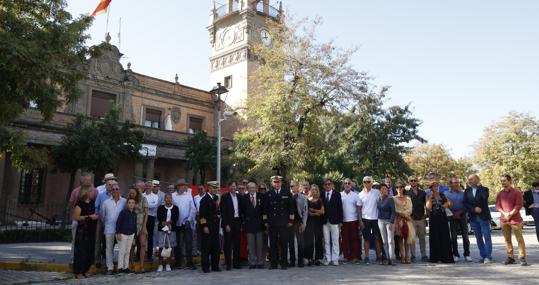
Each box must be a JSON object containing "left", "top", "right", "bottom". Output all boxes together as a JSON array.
[{"left": 0, "top": 229, "right": 71, "bottom": 243}]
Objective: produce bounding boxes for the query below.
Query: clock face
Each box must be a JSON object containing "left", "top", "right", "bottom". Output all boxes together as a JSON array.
[
  {"left": 260, "top": 29, "right": 271, "bottom": 46},
  {"left": 222, "top": 29, "right": 235, "bottom": 46}
]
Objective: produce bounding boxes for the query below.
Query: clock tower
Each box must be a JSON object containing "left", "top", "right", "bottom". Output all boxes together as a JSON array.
[{"left": 208, "top": 0, "right": 282, "bottom": 108}]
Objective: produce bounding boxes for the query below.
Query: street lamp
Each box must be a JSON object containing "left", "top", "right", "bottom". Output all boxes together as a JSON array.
[{"left": 210, "top": 82, "right": 229, "bottom": 185}]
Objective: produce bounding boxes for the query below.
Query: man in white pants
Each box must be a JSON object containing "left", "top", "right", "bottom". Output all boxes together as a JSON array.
[
  {"left": 100, "top": 182, "right": 126, "bottom": 274},
  {"left": 322, "top": 179, "right": 343, "bottom": 266}
]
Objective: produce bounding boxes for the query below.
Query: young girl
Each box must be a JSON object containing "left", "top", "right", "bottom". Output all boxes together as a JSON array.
[{"left": 116, "top": 198, "right": 137, "bottom": 273}]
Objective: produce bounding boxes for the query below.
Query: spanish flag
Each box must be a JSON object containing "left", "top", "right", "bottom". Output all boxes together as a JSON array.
[{"left": 91, "top": 0, "right": 112, "bottom": 17}]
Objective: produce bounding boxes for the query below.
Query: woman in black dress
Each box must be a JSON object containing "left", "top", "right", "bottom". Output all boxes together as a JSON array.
[
  {"left": 426, "top": 183, "right": 454, "bottom": 263},
  {"left": 304, "top": 185, "right": 325, "bottom": 266},
  {"left": 72, "top": 186, "right": 98, "bottom": 278}
]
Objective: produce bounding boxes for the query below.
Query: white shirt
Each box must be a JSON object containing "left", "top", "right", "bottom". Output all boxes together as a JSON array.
[
  {"left": 172, "top": 191, "right": 195, "bottom": 226},
  {"left": 143, "top": 192, "right": 159, "bottom": 217},
  {"left": 165, "top": 205, "right": 173, "bottom": 222},
  {"left": 357, "top": 188, "right": 381, "bottom": 220},
  {"left": 472, "top": 187, "right": 477, "bottom": 198},
  {"left": 96, "top": 184, "right": 107, "bottom": 195},
  {"left": 231, "top": 193, "right": 239, "bottom": 218},
  {"left": 325, "top": 190, "right": 333, "bottom": 201},
  {"left": 194, "top": 195, "right": 204, "bottom": 212},
  {"left": 100, "top": 197, "right": 126, "bottom": 235},
  {"left": 341, "top": 190, "right": 359, "bottom": 222}
]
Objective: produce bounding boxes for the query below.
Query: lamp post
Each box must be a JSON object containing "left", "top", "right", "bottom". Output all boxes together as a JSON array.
[{"left": 210, "top": 82, "right": 229, "bottom": 185}]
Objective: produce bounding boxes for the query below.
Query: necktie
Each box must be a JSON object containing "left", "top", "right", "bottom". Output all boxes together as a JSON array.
[
  {"left": 326, "top": 192, "right": 330, "bottom": 201},
  {"left": 251, "top": 195, "right": 256, "bottom": 207}
]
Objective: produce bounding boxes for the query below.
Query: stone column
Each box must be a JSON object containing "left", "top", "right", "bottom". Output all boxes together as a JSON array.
[
  {"left": 134, "top": 161, "right": 143, "bottom": 181},
  {"left": 145, "top": 158, "right": 155, "bottom": 181}
]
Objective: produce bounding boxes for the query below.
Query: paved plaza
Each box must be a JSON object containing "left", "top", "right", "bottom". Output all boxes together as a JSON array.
[{"left": 1, "top": 228, "right": 538, "bottom": 285}]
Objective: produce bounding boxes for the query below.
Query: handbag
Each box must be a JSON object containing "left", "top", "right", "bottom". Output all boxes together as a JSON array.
[{"left": 160, "top": 233, "right": 172, "bottom": 258}]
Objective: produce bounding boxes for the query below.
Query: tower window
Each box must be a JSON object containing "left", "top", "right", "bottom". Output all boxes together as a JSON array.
[
  {"left": 144, "top": 108, "right": 162, "bottom": 129},
  {"left": 224, "top": 75, "right": 233, "bottom": 89}
]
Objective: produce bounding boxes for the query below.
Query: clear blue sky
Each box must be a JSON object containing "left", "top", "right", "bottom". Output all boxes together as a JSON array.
[{"left": 66, "top": 0, "right": 539, "bottom": 159}]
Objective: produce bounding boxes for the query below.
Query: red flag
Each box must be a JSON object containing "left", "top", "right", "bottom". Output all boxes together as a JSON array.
[{"left": 91, "top": 0, "right": 112, "bottom": 17}]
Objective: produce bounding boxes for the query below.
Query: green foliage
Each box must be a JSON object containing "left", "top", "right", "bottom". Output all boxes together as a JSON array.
[
  {"left": 0, "top": 0, "right": 93, "bottom": 170},
  {"left": 232, "top": 16, "right": 423, "bottom": 183},
  {"left": 405, "top": 143, "right": 474, "bottom": 185},
  {"left": 185, "top": 131, "right": 216, "bottom": 184},
  {"left": 474, "top": 112, "right": 539, "bottom": 192},
  {"left": 52, "top": 105, "right": 144, "bottom": 179}
]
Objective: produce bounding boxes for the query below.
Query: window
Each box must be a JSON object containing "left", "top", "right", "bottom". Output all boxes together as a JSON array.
[
  {"left": 19, "top": 169, "right": 45, "bottom": 204},
  {"left": 144, "top": 108, "right": 162, "bottom": 129},
  {"left": 90, "top": 91, "right": 116, "bottom": 118},
  {"left": 224, "top": 75, "right": 233, "bottom": 89},
  {"left": 188, "top": 116, "right": 204, "bottom": 133}
]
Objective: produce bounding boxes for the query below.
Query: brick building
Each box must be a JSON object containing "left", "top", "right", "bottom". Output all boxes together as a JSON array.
[{"left": 0, "top": 42, "right": 231, "bottom": 216}]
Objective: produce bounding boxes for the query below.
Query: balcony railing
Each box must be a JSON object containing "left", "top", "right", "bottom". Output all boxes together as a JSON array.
[
  {"left": 256, "top": 2, "right": 280, "bottom": 18},
  {"left": 214, "top": 1, "right": 280, "bottom": 21}
]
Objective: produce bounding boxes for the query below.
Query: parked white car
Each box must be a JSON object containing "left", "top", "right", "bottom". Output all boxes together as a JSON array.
[{"left": 489, "top": 204, "right": 535, "bottom": 229}]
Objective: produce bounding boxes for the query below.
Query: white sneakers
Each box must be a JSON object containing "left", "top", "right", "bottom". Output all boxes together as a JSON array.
[
  {"left": 465, "top": 256, "right": 473, "bottom": 262},
  {"left": 158, "top": 264, "right": 172, "bottom": 272},
  {"left": 453, "top": 256, "right": 460, "bottom": 262},
  {"left": 483, "top": 258, "right": 492, "bottom": 264}
]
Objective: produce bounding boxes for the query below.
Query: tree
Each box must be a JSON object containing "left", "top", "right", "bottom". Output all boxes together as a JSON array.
[
  {"left": 232, "top": 17, "right": 423, "bottom": 183},
  {"left": 0, "top": 0, "right": 93, "bottom": 169},
  {"left": 474, "top": 112, "right": 539, "bottom": 192},
  {"left": 185, "top": 131, "right": 216, "bottom": 185},
  {"left": 404, "top": 143, "right": 474, "bottom": 185},
  {"left": 52, "top": 105, "right": 144, "bottom": 202}
]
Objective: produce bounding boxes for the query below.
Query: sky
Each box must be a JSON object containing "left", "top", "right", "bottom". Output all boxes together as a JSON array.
[{"left": 65, "top": 0, "right": 539, "bottom": 159}]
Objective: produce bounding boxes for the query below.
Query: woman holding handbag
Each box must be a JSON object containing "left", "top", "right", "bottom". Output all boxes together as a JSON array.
[
  {"left": 393, "top": 182, "right": 415, "bottom": 264},
  {"left": 156, "top": 193, "right": 179, "bottom": 272}
]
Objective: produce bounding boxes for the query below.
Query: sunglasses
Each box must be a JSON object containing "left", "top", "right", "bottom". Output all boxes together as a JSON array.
[
  {"left": 409, "top": 180, "right": 417, "bottom": 182},
  {"left": 363, "top": 181, "right": 372, "bottom": 184},
  {"left": 343, "top": 182, "right": 351, "bottom": 185},
  {"left": 396, "top": 186, "right": 404, "bottom": 189},
  {"left": 112, "top": 188, "right": 120, "bottom": 191}
]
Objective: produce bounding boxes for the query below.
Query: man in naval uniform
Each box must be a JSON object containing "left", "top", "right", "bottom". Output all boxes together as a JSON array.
[
  {"left": 263, "top": 175, "right": 295, "bottom": 269},
  {"left": 199, "top": 181, "right": 222, "bottom": 273}
]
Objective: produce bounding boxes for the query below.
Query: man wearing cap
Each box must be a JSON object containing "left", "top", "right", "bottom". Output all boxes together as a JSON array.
[
  {"left": 199, "top": 181, "right": 222, "bottom": 273},
  {"left": 172, "top": 178, "right": 197, "bottom": 269},
  {"left": 151, "top": 180, "right": 165, "bottom": 206},
  {"left": 263, "top": 175, "right": 295, "bottom": 270},
  {"left": 523, "top": 182, "right": 539, "bottom": 242}
]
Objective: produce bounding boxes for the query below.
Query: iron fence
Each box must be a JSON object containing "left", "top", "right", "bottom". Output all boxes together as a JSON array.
[{"left": 0, "top": 202, "right": 71, "bottom": 243}]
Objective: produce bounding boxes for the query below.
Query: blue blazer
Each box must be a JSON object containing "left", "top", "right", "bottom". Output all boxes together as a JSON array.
[
  {"left": 322, "top": 190, "right": 343, "bottom": 224},
  {"left": 463, "top": 186, "right": 491, "bottom": 221}
]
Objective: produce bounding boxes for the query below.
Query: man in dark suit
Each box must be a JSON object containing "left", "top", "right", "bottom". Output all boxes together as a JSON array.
[
  {"left": 199, "top": 181, "right": 222, "bottom": 273},
  {"left": 263, "top": 175, "right": 295, "bottom": 270},
  {"left": 463, "top": 174, "right": 492, "bottom": 264},
  {"left": 220, "top": 181, "right": 242, "bottom": 270},
  {"left": 523, "top": 181, "right": 539, "bottom": 242},
  {"left": 241, "top": 182, "right": 266, "bottom": 269},
  {"left": 322, "top": 178, "right": 343, "bottom": 266},
  {"left": 288, "top": 180, "right": 308, "bottom": 267}
]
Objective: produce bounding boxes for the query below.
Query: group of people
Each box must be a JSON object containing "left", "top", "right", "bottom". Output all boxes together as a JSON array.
[{"left": 69, "top": 171, "right": 539, "bottom": 278}]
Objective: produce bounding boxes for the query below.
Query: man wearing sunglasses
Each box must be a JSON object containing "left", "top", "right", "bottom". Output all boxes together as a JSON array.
[
  {"left": 406, "top": 175, "right": 428, "bottom": 262},
  {"left": 357, "top": 176, "right": 382, "bottom": 264},
  {"left": 100, "top": 181, "right": 126, "bottom": 274}
]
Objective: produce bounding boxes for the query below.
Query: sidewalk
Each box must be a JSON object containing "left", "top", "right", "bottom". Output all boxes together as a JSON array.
[{"left": 0, "top": 241, "right": 204, "bottom": 273}]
